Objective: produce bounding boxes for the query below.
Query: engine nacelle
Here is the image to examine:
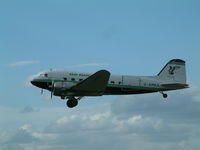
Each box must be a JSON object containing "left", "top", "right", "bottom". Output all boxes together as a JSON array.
[{"left": 54, "top": 82, "right": 76, "bottom": 90}]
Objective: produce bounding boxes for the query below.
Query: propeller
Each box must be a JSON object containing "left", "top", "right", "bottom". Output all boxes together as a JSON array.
[
  {"left": 41, "top": 89, "right": 43, "bottom": 94},
  {"left": 51, "top": 80, "right": 54, "bottom": 99}
]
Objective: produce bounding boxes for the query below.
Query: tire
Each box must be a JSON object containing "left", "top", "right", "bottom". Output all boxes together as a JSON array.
[
  {"left": 66, "top": 99, "right": 78, "bottom": 108},
  {"left": 163, "top": 94, "right": 168, "bottom": 98}
]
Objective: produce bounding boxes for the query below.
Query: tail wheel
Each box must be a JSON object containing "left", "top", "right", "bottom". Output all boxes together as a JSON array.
[
  {"left": 163, "top": 93, "right": 168, "bottom": 98},
  {"left": 159, "top": 91, "right": 168, "bottom": 98}
]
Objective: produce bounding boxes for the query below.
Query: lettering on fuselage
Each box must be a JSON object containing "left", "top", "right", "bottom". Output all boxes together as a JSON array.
[
  {"left": 79, "top": 73, "right": 90, "bottom": 77},
  {"left": 69, "top": 73, "right": 78, "bottom": 76},
  {"left": 69, "top": 73, "right": 90, "bottom": 77},
  {"left": 148, "top": 83, "right": 159, "bottom": 87},
  {"left": 143, "top": 82, "right": 159, "bottom": 87}
]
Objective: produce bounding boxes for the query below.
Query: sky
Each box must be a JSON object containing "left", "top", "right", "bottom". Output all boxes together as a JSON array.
[{"left": 0, "top": 0, "right": 200, "bottom": 149}]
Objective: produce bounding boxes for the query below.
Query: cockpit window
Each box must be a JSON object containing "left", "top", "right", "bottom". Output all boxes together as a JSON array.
[{"left": 40, "top": 73, "right": 48, "bottom": 77}]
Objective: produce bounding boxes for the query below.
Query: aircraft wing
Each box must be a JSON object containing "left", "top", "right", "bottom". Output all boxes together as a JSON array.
[{"left": 70, "top": 70, "right": 110, "bottom": 95}]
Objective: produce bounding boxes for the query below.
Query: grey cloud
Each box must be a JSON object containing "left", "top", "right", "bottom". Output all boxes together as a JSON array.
[
  {"left": 101, "top": 25, "right": 119, "bottom": 39},
  {"left": 4, "top": 128, "right": 38, "bottom": 144},
  {"left": 111, "top": 89, "right": 200, "bottom": 123},
  {"left": 0, "top": 127, "right": 39, "bottom": 150},
  {"left": 109, "top": 87, "right": 200, "bottom": 143},
  {"left": 1, "top": 86, "right": 200, "bottom": 150},
  {"left": 20, "top": 106, "right": 39, "bottom": 113},
  {"left": 9, "top": 61, "right": 39, "bottom": 67},
  {"left": 0, "top": 144, "right": 24, "bottom": 150},
  {"left": 44, "top": 112, "right": 113, "bottom": 134},
  {"left": 43, "top": 110, "right": 187, "bottom": 144}
]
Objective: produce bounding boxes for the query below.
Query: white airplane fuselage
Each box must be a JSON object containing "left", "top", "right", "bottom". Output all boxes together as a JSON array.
[
  {"left": 32, "top": 71, "right": 174, "bottom": 96},
  {"left": 31, "top": 59, "right": 188, "bottom": 108}
]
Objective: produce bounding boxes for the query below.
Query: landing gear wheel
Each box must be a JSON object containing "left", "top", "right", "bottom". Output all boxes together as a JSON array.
[
  {"left": 66, "top": 99, "right": 78, "bottom": 108},
  {"left": 163, "top": 93, "right": 168, "bottom": 98},
  {"left": 159, "top": 92, "right": 168, "bottom": 99}
]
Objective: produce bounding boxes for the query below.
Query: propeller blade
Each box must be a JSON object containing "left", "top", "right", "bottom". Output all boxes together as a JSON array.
[
  {"left": 51, "top": 81, "right": 54, "bottom": 99},
  {"left": 51, "top": 90, "right": 53, "bottom": 99},
  {"left": 41, "top": 89, "right": 43, "bottom": 94}
]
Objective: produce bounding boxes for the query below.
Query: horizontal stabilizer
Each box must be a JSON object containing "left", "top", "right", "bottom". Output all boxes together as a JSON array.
[{"left": 161, "top": 83, "right": 189, "bottom": 89}]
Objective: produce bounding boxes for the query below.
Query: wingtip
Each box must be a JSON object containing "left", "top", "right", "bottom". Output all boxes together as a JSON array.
[{"left": 98, "top": 70, "right": 110, "bottom": 75}]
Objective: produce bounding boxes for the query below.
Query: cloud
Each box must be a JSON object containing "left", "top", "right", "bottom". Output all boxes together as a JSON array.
[
  {"left": 111, "top": 85, "right": 200, "bottom": 122},
  {"left": 66, "top": 63, "right": 109, "bottom": 69},
  {"left": 0, "top": 85, "right": 200, "bottom": 150},
  {"left": 0, "top": 144, "right": 24, "bottom": 150},
  {"left": 5, "top": 127, "right": 38, "bottom": 144},
  {"left": 101, "top": 25, "right": 118, "bottom": 39},
  {"left": 20, "top": 106, "right": 39, "bottom": 113},
  {"left": 9, "top": 61, "right": 39, "bottom": 67},
  {"left": 0, "top": 124, "right": 38, "bottom": 150},
  {"left": 110, "top": 85, "right": 200, "bottom": 143}
]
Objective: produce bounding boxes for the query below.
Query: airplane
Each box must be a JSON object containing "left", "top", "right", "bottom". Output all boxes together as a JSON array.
[{"left": 31, "top": 59, "right": 189, "bottom": 108}]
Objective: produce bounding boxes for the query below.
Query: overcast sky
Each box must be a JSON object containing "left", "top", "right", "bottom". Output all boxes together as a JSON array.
[{"left": 0, "top": 0, "right": 200, "bottom": 150}]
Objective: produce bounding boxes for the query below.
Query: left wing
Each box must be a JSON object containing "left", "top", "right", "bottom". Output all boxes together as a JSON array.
[{"left": 70, "top": 70, "right": 110, "bottom": 95}]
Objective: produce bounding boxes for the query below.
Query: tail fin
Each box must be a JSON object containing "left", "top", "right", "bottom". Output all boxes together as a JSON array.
[{"left": 157, "top": 59, "right": 186, "bottom": 84}]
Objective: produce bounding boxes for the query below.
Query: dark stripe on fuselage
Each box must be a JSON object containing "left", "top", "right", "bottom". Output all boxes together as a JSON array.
[{"left": 104, "top": 87, "right": 157, "bottom": 95}]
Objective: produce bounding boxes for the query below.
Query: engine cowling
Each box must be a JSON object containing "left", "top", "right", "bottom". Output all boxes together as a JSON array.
[{"left": 54, "top": 82, "right": 76, "bottom": 90}]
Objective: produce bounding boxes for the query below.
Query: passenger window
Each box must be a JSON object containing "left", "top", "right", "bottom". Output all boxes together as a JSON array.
[
  {"left": 111, "top": 81, "right": 115, "bottom": 84},
  {"left": 71, "top": 78, "right": 75, "bottom": 81},
  {"left": 63, "top": 78, "right": 67, "bottom": 80},
  {"left": 79, "top": 79, "right": 83, "bottom": 81},
  {"left": 44, "top": 74, "right": 48, "bottom": 77},
  {"left": 118, "top": 81, "right": 121, "bottom": 85}
]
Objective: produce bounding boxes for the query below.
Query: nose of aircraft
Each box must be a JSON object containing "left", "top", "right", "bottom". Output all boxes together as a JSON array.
[
  {"left": 30, "top": 79, "right": 37, "bottom": 86},
  {"left": 30, "top": 78, "right": 49, "bottom": 89},
  {"left": 30, "top": 79, "right": 42, "bottom": 88}
]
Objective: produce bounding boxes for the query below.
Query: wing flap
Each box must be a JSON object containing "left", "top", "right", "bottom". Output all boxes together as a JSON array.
[{"left": 71, "top": 70, "right": 110, "bottom": 95}]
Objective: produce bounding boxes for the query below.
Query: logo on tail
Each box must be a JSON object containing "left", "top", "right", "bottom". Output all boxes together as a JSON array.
[{"left": 168, "top": 66, "right": 180, "bottom": 75}]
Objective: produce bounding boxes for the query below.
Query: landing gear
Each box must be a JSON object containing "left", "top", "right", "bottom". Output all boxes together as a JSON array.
[
  {"left": 66, "top": 99, "right": 78, "bottom": 108},
  {"left": 160, "top": 91, "right": 168, "bottom": 98},
  {"left": 65, "top": 96, "right": 83, "bottom": 108},
  {"left": 163, "top": 93, "right": 168, "bottom": 98}
]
